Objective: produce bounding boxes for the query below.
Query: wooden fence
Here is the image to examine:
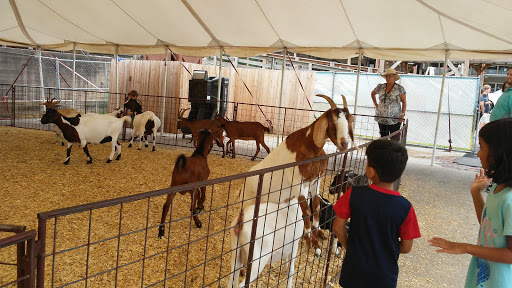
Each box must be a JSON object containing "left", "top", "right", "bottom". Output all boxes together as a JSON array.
[{"left": 109, "top": 60, "right": 315, "bottom": 134}]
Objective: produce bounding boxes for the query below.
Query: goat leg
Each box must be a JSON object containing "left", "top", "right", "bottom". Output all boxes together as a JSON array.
[
  {"left": 298, "top": 195, "right": 320, "bottom": 249},
  {"left": 196, "top": 187, "right": 206, "bottom": 211},
  {"left": 231, "top": 140, "right": 236, "bottom": 158},
  {"left": 83, "top": 144, "right": 94, "bottom": 164},
  {"left": 159, "top": 192, "right": 175, "bottom": 239},
  {"left": 311, "top": 196, "right": 326, "bottom": 240},
  {"left": 251, "top": 143, "right": 260, "bottom": 161},
  {"left": 64, "top": 143, "right": 73, "bottom": 165},
  {"left": 191, "top": 189, "right": 202, "bottom": 228}
]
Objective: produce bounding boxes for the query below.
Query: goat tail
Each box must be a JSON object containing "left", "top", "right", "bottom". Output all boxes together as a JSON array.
[
  {"left": 121, "top": 116, "right": 132, "bottom": 124},
  {"left": 175, "top": 154, "right": 187, "bottom": 170}
]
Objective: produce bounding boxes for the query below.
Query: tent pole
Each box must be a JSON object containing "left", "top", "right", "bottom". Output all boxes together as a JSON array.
[
  {"left": 115, "top": 45, "right": 119, "bottom": 109},
  {"left": 161, "top": 47, "right": 168, "bottom": 133},
  {"left": 431, "top": 51, "right": 449, "bottom": 166},
  {"left": 72, "top": 43, "right": 76, "bottom": 108},
  {"left": 354, "top": 49, "right": 362, "bottom": 114},
  {"left": 217, "top": 48, "right": 222, "bottom": 116},
  {"left": 38, "top": 46, "right": 45, "bottom": 104},
  {"left": 276, "top": 48, "right": 287, "bottom": 146}
]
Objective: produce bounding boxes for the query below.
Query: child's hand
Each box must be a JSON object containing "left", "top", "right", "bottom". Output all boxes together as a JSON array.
[
  {"left": 470, "top": 168, "right": 491, "bottom": 194},
  {"left": 428, "top": 237, "right": 466, "bottom": 255}
]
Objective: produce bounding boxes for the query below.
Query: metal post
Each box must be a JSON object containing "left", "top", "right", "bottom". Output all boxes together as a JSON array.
[
  {"left": 36, "top": 217, "right": 46, "bottom": 288},
  {"left": 115, "top": 45, "right": 119, "bottom": 109},
  {"left": 38, "top": 47, "right": 44, "bottom": 102},
  {"left": 431, "top": 51, "right": 449, "bottom": 166},
  {"left": 277, "top": 48, "right": 287, "bottom": 146},
  {"left": 55, "top": 57, "right": 61, "bottom": 99},
  {"left": 72, "top": 43, "right": 76, "bottom": 109},
  {"left": 244, "top": 174, "right": 265, "bottom": 288},
  {"left": 354, "top": 50, "right": 362, "bottom": 114},
  {"left": 217, "top": 48, "right": 223, "bottom": 116},
  {"left": 12, "top": 86, "right": 15, "bottom": 127},
  {"left": 471, "top": 75, "right": 484, "bottom": 153},
  {"left": 161, "top": 47, "right": 168, "bottom": 133}
]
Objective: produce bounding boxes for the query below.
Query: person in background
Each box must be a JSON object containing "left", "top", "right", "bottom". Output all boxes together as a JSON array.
[
  {"left": 478, "top": 84, "right": 492, "bottom": 131},
  {"left": 123, "top": 90, "right": 143, "bottom": 140},
  {"left": 490, "top": 67, "right": 512, "bottom": 121},
  {"left": 429, "top": 118, "right": 512, "bottom": 287},
  {"left": 371, "top": 68, "right": 407, "bottom": 141},
  {"left": 332, "top": 139, "right": 421, "bottom": 288}
]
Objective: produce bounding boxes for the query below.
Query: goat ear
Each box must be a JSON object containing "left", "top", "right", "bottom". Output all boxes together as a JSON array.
[{"left": 313, "top": 114, "right": 328, "bottom": 147}]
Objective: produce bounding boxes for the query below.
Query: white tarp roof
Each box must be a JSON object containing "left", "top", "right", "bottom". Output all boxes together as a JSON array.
[{"left": 1, "top": 0, "right": 512, "bottom": 60}]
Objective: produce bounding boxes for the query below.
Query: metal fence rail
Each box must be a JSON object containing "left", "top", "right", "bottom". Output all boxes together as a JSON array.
[{"left": 0, "top": 225, "right": 36, "bottom": 288}]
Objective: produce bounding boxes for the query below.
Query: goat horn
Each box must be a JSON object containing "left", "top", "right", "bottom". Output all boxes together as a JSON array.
[
  {"left": 341, "top": 94, "right": 347, "bottom": 109},
  {"left": 178, "top": 108, "right": 190, "bottom": 119},
  {"left": 315, "top": 94, "right": 337, "bottom": 109}
]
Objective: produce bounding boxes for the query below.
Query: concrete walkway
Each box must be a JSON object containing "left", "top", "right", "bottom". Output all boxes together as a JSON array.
[{"left": 397, "top": 146, "right": 481, "bottom": 287}]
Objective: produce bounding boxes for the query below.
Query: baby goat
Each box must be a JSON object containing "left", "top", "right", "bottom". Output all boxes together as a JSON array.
[
  {"left": 128, "top": 111, "right": 161, "bottom": 151},
  {"left": 41, "top": 108, "right": 131, "bottom": 164},
  {"left": 158, "top": 130, "right": 214, "bottom": 238},
  {"left": 177, "top": 108, "right": 225, "bottom": 154},
  {"left": 228, "top": 196, "right": 303, "bottom": 288},
  {"left": 213, "top": 115, "right": 271, "bottom": 161}
]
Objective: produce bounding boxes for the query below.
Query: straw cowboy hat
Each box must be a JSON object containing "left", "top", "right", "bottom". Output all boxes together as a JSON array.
[{"left": 381, "top": 68, "right": 400, "bottom": 81}]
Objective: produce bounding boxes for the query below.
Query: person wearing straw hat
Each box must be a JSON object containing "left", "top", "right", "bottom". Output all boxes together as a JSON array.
[{"left": 371, "top": 68, "right": 407, "bottom": 141}]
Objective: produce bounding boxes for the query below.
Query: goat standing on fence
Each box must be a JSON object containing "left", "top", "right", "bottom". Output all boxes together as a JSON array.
[
  {"left": 177, "top": 108, "right": 225, "bottom": 154},
  {"left": 40, "top": 108, "right": 132, "bottom": 164},
  {"left": 228, "top": 196, "right": 303, "bottom": 288},
  {"left": 158, "top": 130, "right": 214, "bottom": 237},
  {"left": 213, "top": 115, "right": 271, "bottom": 161},
  {"left": 128, "top": 111, "right": 161, "bottom": 151},
  {"left": 239, "top": 94, "right": 357, "bottom": 249}
]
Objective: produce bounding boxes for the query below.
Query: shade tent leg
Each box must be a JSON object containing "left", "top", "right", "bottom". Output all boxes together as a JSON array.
[
  {"left": 431, "top": 51, "right": 448, "bottom": 166},
  {"left": 276, "top": 48, "right": 287, "bottom": 146},
  {"left": 115, "top": 45, "right": 119, "bottom": 109},
  {"left": 161, "top": 47, "right": 168, "bottom": 133},
  {"left": 72, "top": 43, "right": 76, "bottom": 109},
  {"left": 354, "top": 50, "right": 362, "bottom": 115},
  {"left": 38, "top": 47, "right": 44, "bottom": 103},
  {"left": 217, "top": 48, "right": 222, "bottom": 115}
]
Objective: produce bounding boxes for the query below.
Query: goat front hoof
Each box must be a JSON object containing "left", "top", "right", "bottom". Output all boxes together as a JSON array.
[
  {"left": 137, "top": 148, "right": 141, "bottom": 150},
  {"left": 128, "top": 143, "right": 132, "bottom": 148},
  {"left": 63, "top": 160, "right": 70, "bottom": 165},
  {"left": 152, "top": 147, "right": 156, "bottom": 152},
  {"left": 197, "top": 205, "right": 204, "bottom": 211},
  {"left": 106, "top": 159, "right": 111, "bottom": 164},
  {"left": 158, "top": 227, "right": 165, "bottom": 239},
  {"left": 145, "top": 144, "right": 149, "bottom": 147},
  {"left": 115, "top": 154, "right": 121, "bottom": 160},
  {"left": 315, "top": 248, "right": 322, "bottom": 257},
  {"left": 196, "top": 222, "right": 202, "bottom": 228},
  {"left": 61, "top": 142, "right": 64, "bottom": 146},
  {"left": 86, "top": 160, "right": 93, "bottom": 164}
]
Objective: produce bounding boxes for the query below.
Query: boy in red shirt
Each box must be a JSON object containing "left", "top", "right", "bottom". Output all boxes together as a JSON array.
[{"left": 333, "top": 139, "right": 421, "bottom": 288}]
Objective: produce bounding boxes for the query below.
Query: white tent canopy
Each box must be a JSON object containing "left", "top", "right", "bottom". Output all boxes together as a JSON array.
[{"left": 1, "top": 0, "right": 512, "bottom": 60}]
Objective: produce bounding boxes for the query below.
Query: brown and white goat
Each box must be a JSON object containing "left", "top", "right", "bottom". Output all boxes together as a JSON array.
[
  {"left": 41, "top": 98, "right": 80, "bottom": 146},
  {"left": 177, "top": 108, "right": 225, "bottom": 154},
  {"left": 238, "top": 94, "right": 357, "bottom": 249},
  {"left": 158, "top": 130, "right": 214, "bottom": 238},
  {"left": 213, "top": 115, "right": 271, "bottom": 161}
]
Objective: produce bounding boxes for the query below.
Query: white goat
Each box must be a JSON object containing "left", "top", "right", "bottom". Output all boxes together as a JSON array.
[
  {"left": 128, "top": 111, "right": 161, "bottom": 151},
  {"left": 228, "top": 197, "right": 303, "bottom": 288},
  {"left": 239, "top": 94, "right": 356, "bottom": 250},
  {"left": 40, "top": 108, "right": 131, "bottom": 164}
]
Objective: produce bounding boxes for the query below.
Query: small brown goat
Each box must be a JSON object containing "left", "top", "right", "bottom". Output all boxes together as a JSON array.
[
  {"left": 158, "top": 130, "right": 214, "bottom": 238},
  {"left": 177, "top": 108, "right": 225, "bottom": 155},
  {"left": 41, "top": 98, "right": 80, "bottom": 146},
  {"left": 213, "top": 115, "right": 271, "bottom": 161}
]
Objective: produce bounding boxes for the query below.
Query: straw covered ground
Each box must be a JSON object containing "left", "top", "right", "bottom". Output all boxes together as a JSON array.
[{"left": 0, "top": 126, "right": 343, "bottom": 287}]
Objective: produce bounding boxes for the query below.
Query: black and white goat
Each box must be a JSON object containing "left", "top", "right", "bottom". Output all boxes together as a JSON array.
[
  {"left": 128, "top": 111, "right": 161, "bottom": 151},
  {"left": 41, "top": 108, "right": 131, "bottom": 164}
]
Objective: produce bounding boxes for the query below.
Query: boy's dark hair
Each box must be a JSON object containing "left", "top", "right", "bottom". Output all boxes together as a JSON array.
[
  {"left": 366, "top": 140, "right": 408, "bottom": 183},
  {"left": 479, "top": 118, "right": 512, "bottom": 186},
  {"left": 128, "top": 90, "right": 138, "bottom": 97}
]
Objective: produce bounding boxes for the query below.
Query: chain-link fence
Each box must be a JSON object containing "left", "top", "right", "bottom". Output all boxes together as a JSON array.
[{"left": 315, "top": 71, "right": 480, "bottom": 151}]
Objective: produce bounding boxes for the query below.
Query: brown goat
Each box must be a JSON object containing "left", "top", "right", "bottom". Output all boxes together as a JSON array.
[
  {"left": 177, "top": 108, "right": 225, "bottom": 155},
  {"left": 158, "top": 130, "right": 214, "bottom": 238},
  {"left": 213, "top": 115, "right": 271, "bottom": 161}
]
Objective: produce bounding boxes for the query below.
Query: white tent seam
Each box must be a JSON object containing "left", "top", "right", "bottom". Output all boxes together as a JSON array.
[
  {"left": 37, "top": 0, "right": 107, "bottom": 43},
  {"left": 417, "top": 0, "right": 512, "bottom": 45},
  {"left": 9, "top": 0, "right": 36, "bottom": 45},
  {"left": 254, "top": 0, "right": 285, "bottom": 48},
  {"left": 339, "top": 0, "right": 360, "bottom": 48},
  {"left": 181, "top": 0, "right": 221, "bottom": 47}
]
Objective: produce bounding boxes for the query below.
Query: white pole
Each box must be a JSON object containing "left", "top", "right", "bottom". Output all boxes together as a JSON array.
[
  {"left": 115, "top": 45, "right": 119, "bottom": 109},
  {"left": 161, "top": 47, "right": 168, "bottom": 133},
  {"left": 38, "top": 47, "right": 45, "bottom": 103},
  {"left": 217, "top": 48, "right": 223, "bottom": 116},
  {"left": 276, "top": 48, "right": 287, "bottom": 145},
  {"left": 72, "top": 43, "right": 76, "bottom": 109},
  {"left": 354, "top": 50, "right": 362, "bottom": 114},
  {"left": 56, "top": 57, "right": 61, "bottom": 99},
  {"left": 431, "top": 51, "right": 449, "bottom": 166}
]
